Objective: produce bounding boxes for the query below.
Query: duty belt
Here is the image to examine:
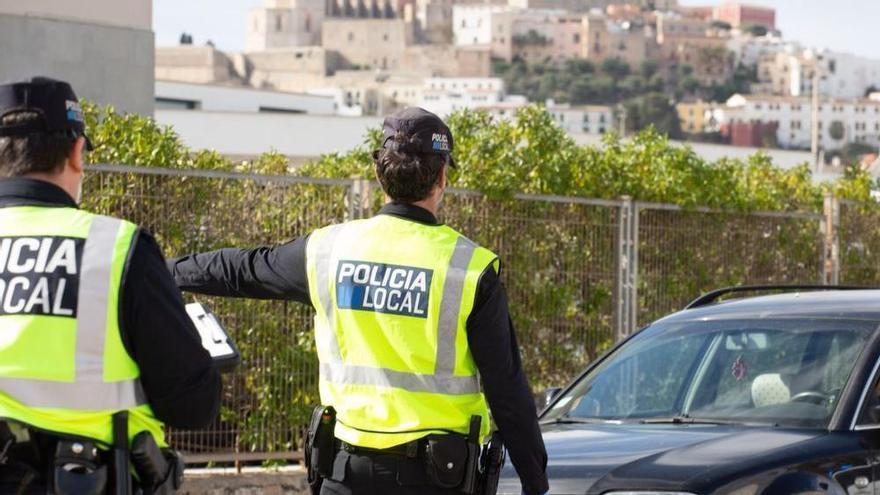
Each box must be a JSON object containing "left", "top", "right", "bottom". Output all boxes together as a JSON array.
[{"left": 337, "top": 438, "right": 425, "bottom": 458}]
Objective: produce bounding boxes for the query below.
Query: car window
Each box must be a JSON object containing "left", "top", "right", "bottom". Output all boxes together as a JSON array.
[
  {"left": 565, "top": 333, "right": 708, "bottom": 419},
  {"left": 856, "top": 359, "right": 880, "bottom": 427},
  {"left": 687, "top": 330, "right": 861, "bottom": 421},
  {"left": 545, "top": 319, "right": 875, "bottom": 429}
]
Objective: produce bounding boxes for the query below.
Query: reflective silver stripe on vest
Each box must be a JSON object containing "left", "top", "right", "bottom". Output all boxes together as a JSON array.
[
  {"left": 0, "top": 216, "right": 146, "bottom": 411},
  {"left": 320, "top": 362, "right": 480, "bottom": 396},
  {"left": 314, "top": 224, "right": 345, "bottom": 362},
  {"left": 314, "top": 225, "right": 481, "bottom": 396},
  {"left": 0, "top": 377, "right": 145, "bottom": 410},
  {"left": 434, "top": 237, "right": 477, "bottom": 377}
]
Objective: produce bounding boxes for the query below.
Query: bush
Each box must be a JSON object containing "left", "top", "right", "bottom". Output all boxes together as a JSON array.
[{"left": 79, "top": 102, "right": 878, "bottom": 453}]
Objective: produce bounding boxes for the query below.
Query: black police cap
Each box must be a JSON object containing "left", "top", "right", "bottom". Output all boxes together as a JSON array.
[
  {"left": 380, "top": 107, "right": 456, "bottom": 167},
  {"left": 0, "top": 77, "right": 93, "bottom": 150}
]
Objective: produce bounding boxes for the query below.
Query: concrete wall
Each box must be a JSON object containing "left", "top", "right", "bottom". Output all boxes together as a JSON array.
[
  {"left": 156, "top": 81, "right": 336, "bottom": 114},
  {"left": 0, "top": 13, "right": 154, "bottom": 115},
  {"left": 0, "top": 0, "right": 151, "bottom": 31},
  {"left": 155, "top": 110, "right": 381, "bottom": 160}
]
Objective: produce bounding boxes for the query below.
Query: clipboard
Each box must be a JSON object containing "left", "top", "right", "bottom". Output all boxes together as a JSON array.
[{"left": 185, "top": 303, "right": 241, "bottom": 373}]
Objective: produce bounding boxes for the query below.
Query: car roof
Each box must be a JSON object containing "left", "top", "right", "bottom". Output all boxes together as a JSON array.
[{"left": 657, "top": 289, "right": 880, "bottom": 324}]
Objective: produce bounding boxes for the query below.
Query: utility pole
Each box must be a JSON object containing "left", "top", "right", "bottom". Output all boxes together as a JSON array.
[{"left": 810, "top": 55, "right": 823, "bottom": 174}]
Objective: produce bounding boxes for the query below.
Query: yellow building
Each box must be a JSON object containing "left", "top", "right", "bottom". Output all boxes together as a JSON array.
[{"left": 677, "top": 101, "right": 717, "bottom": 134}]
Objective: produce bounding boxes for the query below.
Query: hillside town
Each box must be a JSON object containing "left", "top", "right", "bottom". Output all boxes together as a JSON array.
[{"left": 155, "top": 0, "right": 880, "bottom": 171}]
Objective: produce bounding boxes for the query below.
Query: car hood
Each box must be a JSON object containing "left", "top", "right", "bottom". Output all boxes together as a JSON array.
[{"left": 497, "top": 423, "right": 825, "bottom": 495}]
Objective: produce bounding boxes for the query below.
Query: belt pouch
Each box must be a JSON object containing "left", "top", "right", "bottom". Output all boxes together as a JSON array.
[
  {"left": 424, "top": 435, "right": 468, "bottom": 489},
  {"left": 53, "top": 440, "right": 107, "bottom": 495}
]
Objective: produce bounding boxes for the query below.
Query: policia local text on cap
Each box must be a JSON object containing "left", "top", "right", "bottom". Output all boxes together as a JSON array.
[
  {"left": 0, "top": 77, "right": 221, "bottom": 494},
  {"left": 168, "top": 107, "right": 550, "bottom": 495}
]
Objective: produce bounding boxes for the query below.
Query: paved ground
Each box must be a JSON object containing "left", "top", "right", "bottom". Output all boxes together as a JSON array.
[{"left": 182, "top": 466, "right": 309, "bottom": 495}]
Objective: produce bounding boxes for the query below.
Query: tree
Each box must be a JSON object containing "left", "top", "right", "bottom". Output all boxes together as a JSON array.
[
  {"left": 743, "top": 24, "right": 769, "bottom": 37},
  {"left": 640, "top": 60, "right": 659, "bottom": 79},
  {"left": 601, "top": 57, "right": 631, "bottom": 80},
  {"left": 565, "top": 59, "right": 596, "bottom": 75},
  {"left": 623, "top": 93, "right": 684, "bottom": 139}
]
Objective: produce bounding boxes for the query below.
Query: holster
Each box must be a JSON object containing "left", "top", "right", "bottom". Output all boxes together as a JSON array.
[
  {"left": 52, "top": 439, "right": 107, "bottom": 495},
  {"left": 130, "top": 431, "right": 184, "bottom": 494},
  {"left": 478, "top": 432, "right": 506, "bottom": 495},
  {"left": 305, "top": 405, "right": 336, "bottom": 495}
]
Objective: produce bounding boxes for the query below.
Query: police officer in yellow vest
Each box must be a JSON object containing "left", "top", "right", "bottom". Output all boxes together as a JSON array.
[
  {"left": 169, "top": 108, "right": 549, "bottom": 495},
  {"left": 0, "top": 77, "right": 221, "bottom": 493}
]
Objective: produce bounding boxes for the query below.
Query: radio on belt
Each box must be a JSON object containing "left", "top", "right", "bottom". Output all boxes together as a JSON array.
[{"left": 185, "top": 303, "right": 240, "bottom": 372}]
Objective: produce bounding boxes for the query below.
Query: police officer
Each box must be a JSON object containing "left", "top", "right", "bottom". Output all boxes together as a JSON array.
[
  {"left": 0, "top": 77, "right": 221, "bottom": 493},
  {"left": 168, "top": 107, "right": 550, "bottom": 495}
]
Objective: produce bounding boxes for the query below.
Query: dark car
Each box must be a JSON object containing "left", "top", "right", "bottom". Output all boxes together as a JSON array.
[{"left": 499, "top": 287, "right": 880, "bottom": 495}]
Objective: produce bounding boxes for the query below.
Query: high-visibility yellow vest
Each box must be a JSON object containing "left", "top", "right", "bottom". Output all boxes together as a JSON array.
[
  {"left": 306, "top": 214, "right": 496, "bottom": 449},
  {"left": 0, "top": 205, "right": 165, "bottom": 447}
]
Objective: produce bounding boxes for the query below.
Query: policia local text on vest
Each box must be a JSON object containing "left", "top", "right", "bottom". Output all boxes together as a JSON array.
[
  {"left": 169, "top": 108, "right": 550, "bottom": 495},
  {"left": 0, "top": 78, "right": 221, "bottom": 494}
]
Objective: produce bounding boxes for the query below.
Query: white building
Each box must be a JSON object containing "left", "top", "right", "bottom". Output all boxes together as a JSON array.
[
  {"left": 546, "top": 102, "right": 614, "bottom": 135},
  {"left": 714, "top": 94, "right": 880, "bottom": 151},
  {"left": 0, "top": 0, "right": 154, "bottom": 114},
  {"left": 155, "top": 81, "right": 336, "bottom": 114},
  {"left": 453, "top": 4, "right": 510, "bottom": 46},
  {"left": 418, "top": 77, "right": 518, "bottom": 116},
  {"left": 726, "top": 34, "right": 797, "bottom": 68},
  {"left": 755, "top": 48, "right": 880, "bottom": 100},
  {"left": 245, "top": 0, "right": 326, "bottom": 51}
]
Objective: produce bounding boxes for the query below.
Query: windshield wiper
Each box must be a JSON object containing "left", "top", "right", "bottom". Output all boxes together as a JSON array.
[
  {"left": 541, "top": 416, "right": 603, "bottom": 425},
  {"left": 639, "top": 415, "right": 742, "bottom": 425}
]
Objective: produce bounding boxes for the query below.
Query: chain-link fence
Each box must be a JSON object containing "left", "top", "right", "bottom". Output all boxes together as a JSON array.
[{"left": 80, "top": 165, "right": 862, "bottom": 465}]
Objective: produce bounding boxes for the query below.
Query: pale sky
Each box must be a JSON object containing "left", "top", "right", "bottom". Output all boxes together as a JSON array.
[{"left": 154, "top": 0, "right": 880, "bottom": 59}]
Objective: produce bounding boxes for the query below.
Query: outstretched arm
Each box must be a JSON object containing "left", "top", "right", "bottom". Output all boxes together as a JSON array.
[
  {"left": 167, "top": 234, "right": 312, "bottom": 304},
  {"left": 123, "top": 230, "right": 221, "bottom": 429}
]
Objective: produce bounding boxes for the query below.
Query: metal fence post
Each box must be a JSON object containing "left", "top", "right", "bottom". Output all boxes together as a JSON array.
[
  {"left": 347, "top": 178, "right": 373, "bottom": 220},
  {"left": 823, "top": 192, "right": 840, "bottom": 285},
  {"left": 614, "top": 197, "right": 636, "bottom": 342}
]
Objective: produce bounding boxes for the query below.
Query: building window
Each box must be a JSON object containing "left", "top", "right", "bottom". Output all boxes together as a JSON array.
[
  {"left": 348, "top": 32, "right": 354, "bottom": 41},
  {"left": 573, "top": 33, "right": 580, "bottom": 43},
  {"left": 305, "top": 14, "right": 311, "bottom": 33},
  {"left": 276, "top": 14, "right": 283, "bottom": 32},
  {"left": 461, "top": 20, "right": 466, "bottom": 28},
  {"left": 383, "top": 33, "right": 389, "bottom": 41}
]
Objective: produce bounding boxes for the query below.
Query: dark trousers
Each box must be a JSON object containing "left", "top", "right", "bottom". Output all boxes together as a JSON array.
[{"left": 319, "top": 450, "right": 458, "bottom": 495}]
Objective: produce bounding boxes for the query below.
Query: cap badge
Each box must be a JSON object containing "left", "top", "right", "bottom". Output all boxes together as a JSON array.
[
  {"left": 431, "top": 133, "right": 450, "bottom": 152},
  {"left": 65, "top": 100, "right": 84, "bottom": 123}
]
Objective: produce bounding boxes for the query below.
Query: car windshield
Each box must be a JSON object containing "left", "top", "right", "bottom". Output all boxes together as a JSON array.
[{"left": 544, "top": 318, "right": 877, "bottom": 429}]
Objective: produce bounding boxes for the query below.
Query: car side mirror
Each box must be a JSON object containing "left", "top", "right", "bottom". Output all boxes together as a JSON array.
[{"left": 540, "top": 387, "right": 563, "bottom": 410}]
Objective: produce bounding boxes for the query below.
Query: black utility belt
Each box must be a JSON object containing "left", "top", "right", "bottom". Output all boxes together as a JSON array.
[
  {"left": 337, "top": 438, "right": 425, "bottom": 458},
  {"left": 305, "top": 405, "right": 489, "bottom": 495},
  {"left": 0, "top": 420, "right": 183, "bottom": 495}
]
